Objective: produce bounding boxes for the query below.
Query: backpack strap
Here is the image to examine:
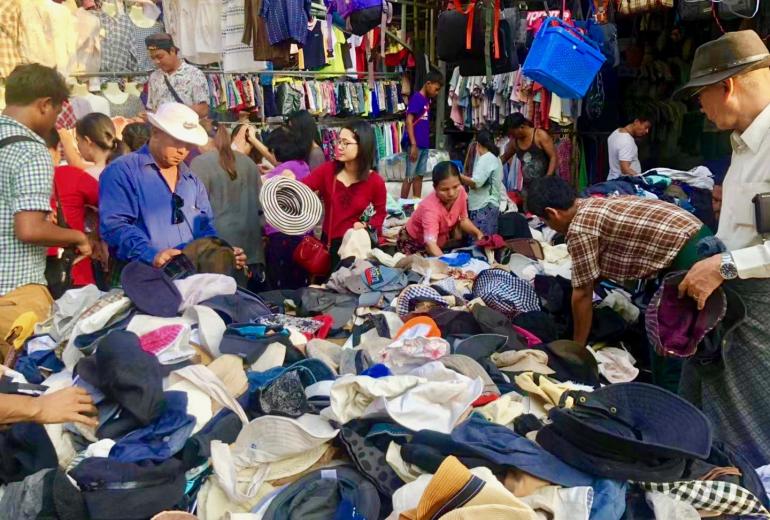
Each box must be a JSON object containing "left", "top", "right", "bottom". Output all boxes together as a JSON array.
[
  {"left": 0, "top": 135, "right": 69, "bottom": 229},
  {"left": 0, "top": 135, "right": 38, "bottom": 149}
]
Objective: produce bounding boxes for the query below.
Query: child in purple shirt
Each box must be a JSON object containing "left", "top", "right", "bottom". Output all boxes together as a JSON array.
[{"left": 401, "top": 70, "right": 445, "bottom": 200}]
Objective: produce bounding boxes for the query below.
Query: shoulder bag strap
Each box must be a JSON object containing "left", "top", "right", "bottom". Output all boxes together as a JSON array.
[
  {"left": 163, "top": 74, "right": 185, "bottom": 104},
  {"left": 327, "top": 172, "right": 337, "bottom": 248}
]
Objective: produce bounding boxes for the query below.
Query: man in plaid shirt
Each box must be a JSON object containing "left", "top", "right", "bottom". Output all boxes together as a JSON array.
[
  {"left": 527, "top": 176, "right": 707, "bottom": 347},
  {"left": 0, "top": 64, "right": 92, "bottom": 338}
]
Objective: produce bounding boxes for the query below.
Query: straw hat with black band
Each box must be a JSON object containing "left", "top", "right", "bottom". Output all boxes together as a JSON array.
[
  {"left": 674, "top": 30, "right": 770, "bottom": 99},
  {"left": 259, "top": 176, "right": 323, "bottom": 236}
]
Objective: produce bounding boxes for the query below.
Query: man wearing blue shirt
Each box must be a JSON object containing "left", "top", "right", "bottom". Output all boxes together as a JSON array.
[{"left": 100, "top": 103, "right": 246, "bottom": 269}]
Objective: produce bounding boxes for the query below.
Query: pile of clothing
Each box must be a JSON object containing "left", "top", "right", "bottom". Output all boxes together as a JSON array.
[
  {"left": 1, "top": 222, "right": 767, "bottom": 520},
  {"left": 583, "top": 166, "right": 717, "bottom": 231}
]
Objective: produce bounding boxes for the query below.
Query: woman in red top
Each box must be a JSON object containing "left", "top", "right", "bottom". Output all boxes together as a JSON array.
[
  {"left": 53, "top": 114, "right": 127, "bottom": 288},
  {"left": 302, "top": 120, "right": 387, "bottom": 267}
]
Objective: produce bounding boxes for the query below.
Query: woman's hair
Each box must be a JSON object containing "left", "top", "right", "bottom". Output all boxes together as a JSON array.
[
  {"left": 232, "top": 124, "right": 262, "bottom": 164},
  {"left": 287, "top": 110, "right": 321, "bottom": 161},
  {"left": 503, "top": 112, "right": 533, "bottom": 132},
  {"left": 265, "top": 126, "right": 307, "bottom": 163},
  {"left": 75, "top": 112, "right": 128, "bottom": 164},
  {"left": 336, "top": 119, "right": 375, "bottom": 180},
  {"left": 213, "top": 123, "right": 238, "bottom": 180},
  {"left": 432, "top": 161, "right": 461, "bottom": 187},
  {"left": 476, "top": 129, "right": 500, "bottom": 156},
  {"left": 122, "top": 122, "right": 150, "bottom": 151}
]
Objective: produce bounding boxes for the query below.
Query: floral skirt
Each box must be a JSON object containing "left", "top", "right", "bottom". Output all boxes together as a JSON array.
[
  {"left": 396, "top": 228, "right": 425, "bottom": 255},
  {"left": 469, "top": 203, "right": 500, "bottom": 237}
]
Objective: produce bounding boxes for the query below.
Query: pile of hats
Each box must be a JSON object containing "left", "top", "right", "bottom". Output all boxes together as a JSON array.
[{"left": 4, "top": 236, "right": 768, "bottom": 520}]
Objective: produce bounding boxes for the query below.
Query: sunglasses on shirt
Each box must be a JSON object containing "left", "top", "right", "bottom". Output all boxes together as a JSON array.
[{"left": 172, "top": 193, "right": 185, "bottom": 225}]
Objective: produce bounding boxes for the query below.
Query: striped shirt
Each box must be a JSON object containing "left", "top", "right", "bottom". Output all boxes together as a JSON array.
[
  {"left": 568, "top": 197, "right": 702, "bottom": 288},
  {"left": 0, "top": 116, "right": 54, "bottom": 295}
]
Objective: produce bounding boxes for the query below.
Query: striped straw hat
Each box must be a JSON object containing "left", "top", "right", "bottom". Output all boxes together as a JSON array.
[{"left": 259, "top": 176, "right": 323, "bottom": 236}]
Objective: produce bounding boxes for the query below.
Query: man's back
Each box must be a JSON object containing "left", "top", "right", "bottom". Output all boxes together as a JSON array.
[
  {"left": 0, "top": 115, "right": 53, "bottom": 296},
  {"left": 607, "top": 129, "right": 641, "bottom": 181},
  {"left": 568, "top": 196, "right": 702, "bottom": 286}
]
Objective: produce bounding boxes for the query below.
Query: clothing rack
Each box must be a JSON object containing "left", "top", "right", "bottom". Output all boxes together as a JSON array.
[
  {"left": 200, "top": 69, "right": 401, "bottom": 79},
  {"left": 70, "top": 71, "right": 153, "bottom": 78}
]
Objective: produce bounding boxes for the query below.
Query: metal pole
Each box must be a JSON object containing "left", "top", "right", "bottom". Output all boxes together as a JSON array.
[{"left": 435, "top": 60, "right": 447, "bottom": 149}]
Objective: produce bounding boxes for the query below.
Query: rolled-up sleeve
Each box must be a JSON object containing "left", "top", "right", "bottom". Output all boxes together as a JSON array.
[
  {"left": 732, "top": 242, "right": 770, "bottom": 279},
  {"left": 99, "top": 162, "right": 158, "bottom": 264},
  {"left": 11, "top": 148, "right": 54, "bottom": 214},
  {"left": 568, "top": 232, "right": 601, "bottom": 288}
]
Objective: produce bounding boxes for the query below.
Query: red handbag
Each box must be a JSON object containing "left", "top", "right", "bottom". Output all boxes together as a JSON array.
[
  {"left": 293, "top": 175, "right": 335, "bottom": 276},
  {"left": 293, "top": 235, "right": 332, "bottom": 276}
]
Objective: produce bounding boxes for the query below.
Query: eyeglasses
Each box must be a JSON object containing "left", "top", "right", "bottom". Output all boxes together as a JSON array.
[
  {"left": 335, "top": 139, "right": 358, "bottom": 150},
  {"left": 172, "top": 193, "right": 185, "bottom": 225}
]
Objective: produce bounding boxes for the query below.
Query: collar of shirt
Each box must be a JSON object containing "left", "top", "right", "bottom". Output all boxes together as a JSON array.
[
  {"left": 135, "top": 144, "right": 195, "bottom": 181},
  {"left": 731, "top": 101, "right": 770, "bottom": 154},
  {"left": 0, "top": 115, "right": 44, "bottom": 144},
  {"left": 164, "top": 60, "right": 192, "bottom": 79}
]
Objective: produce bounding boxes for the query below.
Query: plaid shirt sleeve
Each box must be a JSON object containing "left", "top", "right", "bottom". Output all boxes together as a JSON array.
[
  {"left": 11, "top": 147, "right": 54, "bottom": 214},
  {"left": 568, "top": 232, "right": 601, "bottom": 288}
]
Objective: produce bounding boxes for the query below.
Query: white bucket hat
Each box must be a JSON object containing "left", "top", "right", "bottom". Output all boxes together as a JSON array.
[
  {"left": 146, "top": 102, "right": 208, "bottom": 146},
  {"left": 259, "top": 176, "right": 323, "bottom": 236}
]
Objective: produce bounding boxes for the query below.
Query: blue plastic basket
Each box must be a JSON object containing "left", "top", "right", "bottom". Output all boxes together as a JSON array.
[{"left": 522, "top": 17, "right": 606, "bottom": 99}]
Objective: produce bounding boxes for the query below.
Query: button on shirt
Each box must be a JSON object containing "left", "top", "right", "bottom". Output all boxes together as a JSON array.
[
  {"left": 99, "top": 145, "right": 217, "bottom": 265},
  {"left": 0, "top": 116, "right": 53, "bottom": 295},
  {"left": 719, "top": 102, "right": 770, "bottom": 279},
  {"left": 146, "top": 61, "right": 210, "bottom": 112},
  {"left": 567, "top": 197, "right": 702, "bottom": 288}
]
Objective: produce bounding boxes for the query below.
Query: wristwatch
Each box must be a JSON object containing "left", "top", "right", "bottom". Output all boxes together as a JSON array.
[{"left": 719, "top": 252, "right": 738, "bottom": 280}]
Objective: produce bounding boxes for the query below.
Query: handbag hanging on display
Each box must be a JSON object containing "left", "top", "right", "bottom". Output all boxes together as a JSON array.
[{"left": 293, "top": 176, "right": 336, "bottom": 277}]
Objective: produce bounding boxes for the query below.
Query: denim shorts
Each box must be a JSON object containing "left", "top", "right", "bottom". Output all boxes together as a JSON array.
[{"left": 405, "top": 148, "right": 430, "bottom": 180}]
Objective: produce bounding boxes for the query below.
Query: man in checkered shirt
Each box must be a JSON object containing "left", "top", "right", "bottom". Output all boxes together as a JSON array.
[
  {"left": 0, "top": 64, "right": 92, "bottom": 339},
  {"left": 527, "top": 176, "right": 707, "bottom": 347}
]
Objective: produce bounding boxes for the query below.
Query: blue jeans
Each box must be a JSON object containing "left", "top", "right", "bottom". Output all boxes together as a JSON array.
[{"left": 405, "top": 148, "right": 430, "bottom": 179}]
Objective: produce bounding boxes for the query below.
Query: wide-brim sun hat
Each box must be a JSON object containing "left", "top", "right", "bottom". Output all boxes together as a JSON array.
[
  {"left": 259, "top": 176, "right": 323, "bottom": 236},
  {"left": 146, "top": 102, "right": 208, "bottom": 146},
  {"left": 673, "top": 30, "right": 770, "bottom": 99}
]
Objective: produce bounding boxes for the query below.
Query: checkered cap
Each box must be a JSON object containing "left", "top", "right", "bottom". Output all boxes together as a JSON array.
[
  {"left": 636, "top": 480, "right": 770, "bottom": 518},
  {"left": 396, "top": 285, "right": 448, "bottom": 318},
  {"left": 472, "top": 268, "right": 540, "bottom": 317}
]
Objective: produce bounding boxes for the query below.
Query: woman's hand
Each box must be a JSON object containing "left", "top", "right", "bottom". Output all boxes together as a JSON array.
[{"left": 353, "top": 222, "right": 366, "bottom": 230}]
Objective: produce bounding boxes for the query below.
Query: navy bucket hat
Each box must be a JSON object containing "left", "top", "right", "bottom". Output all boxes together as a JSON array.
[
  {"left": 646, "top": 271, "right": 727, "bottom": 359},
  {"left": 121, "top": 261, "right": 182, "bottom": 317},
  {"left": 548, "top": 383, "right": 712, "bottom": 460}
]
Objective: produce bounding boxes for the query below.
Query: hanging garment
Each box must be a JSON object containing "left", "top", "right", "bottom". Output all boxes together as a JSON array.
[
  {"left": 128, "top": 18, "right": 165, "bottom": 72},
  {"left": 222, "top": 0, "right": 270, "bottom": 72},
  {"left": 74, "top": 8, "right": 102, "bottom": 74},
  {"left": 98, "top": 12, "right": 137, "bottom": 72}
]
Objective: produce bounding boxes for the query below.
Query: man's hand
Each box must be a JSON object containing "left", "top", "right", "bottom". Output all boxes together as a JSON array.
[
  {"left": 678, "top": 254, "right": 724, "bottom": 310},
  {"left": 153, "top": 248, "right": 182, "bottom": 268},
  {"left": 409, "top": 145, "right": 419, "bottom": 163},
  {"left": 75, "top": 234, "right": 93, "bottom": 257},
  {"left": 33, "top": 387, "right": 97, "bottom": 427},
  {"left": 233, "top": 247, "right": 247, "bottom": 269}
]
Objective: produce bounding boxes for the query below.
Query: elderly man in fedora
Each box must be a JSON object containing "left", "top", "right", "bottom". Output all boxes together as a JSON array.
[
  {"left": 673, "top": 30, "right": 770, "bottom": 466},
  {"left": 99, "top": 102, "right": 247, "bottom": 273}
]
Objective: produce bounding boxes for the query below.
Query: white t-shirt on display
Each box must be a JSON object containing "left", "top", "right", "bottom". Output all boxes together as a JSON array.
[{"left": 607, "top": 129, "right": 641, "bottom": 180}]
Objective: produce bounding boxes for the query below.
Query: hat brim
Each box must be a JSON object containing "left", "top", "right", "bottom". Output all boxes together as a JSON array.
[
  {"left": 673, "top": 55, "right": 770, "bottom": 99},
  {"left": 259, "top": 177, "right": 323, "bottom": 236},
  {"left": 147, "top": 112, "right": 208, "bottom": 147}
]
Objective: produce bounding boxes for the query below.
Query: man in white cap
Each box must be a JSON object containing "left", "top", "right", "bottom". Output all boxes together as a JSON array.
[
  {"left": 99, "top": 102, "right": 246, "bottom": 270},
  {"left": 673, "top": 30, "right": 770, "bottom": 466}
]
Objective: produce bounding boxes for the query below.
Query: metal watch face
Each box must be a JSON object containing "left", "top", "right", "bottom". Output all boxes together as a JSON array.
[{"left": 720, "top": 261, "right": 738, "bottom": 280}]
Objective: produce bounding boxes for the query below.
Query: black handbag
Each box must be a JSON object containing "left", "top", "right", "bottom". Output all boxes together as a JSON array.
[{"left": 45, "top": 180, "right": 78, "bottom": 299}]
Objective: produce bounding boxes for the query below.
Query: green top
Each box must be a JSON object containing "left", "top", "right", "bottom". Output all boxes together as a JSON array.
[{"left": 468, "top": 151, "right": 503, "bottom": 211}]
